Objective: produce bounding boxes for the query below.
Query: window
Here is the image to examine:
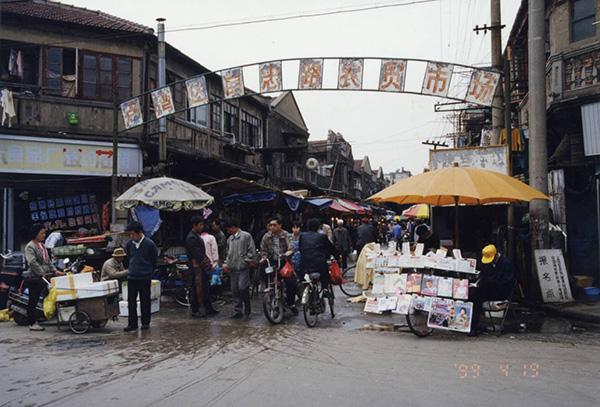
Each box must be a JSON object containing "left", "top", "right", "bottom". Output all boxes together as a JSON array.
[
  {"left": 80, "top": 52, "right": 132, "bottom": 101},
  {"left": 189, "top": 105, "right": 208, "bottom": 127},
  {"left": 572, "top": 0, "right": 596, "bottom": 42},
  {"left": 0, "top": 42, "right": 40, "bottom": 86},
  {"left": 46, "top": 48, "right": 62, "bottom": 94},
  {"left": 224, "top": 102, "right": 239, "bottom": 137},
  {"left": 211, "top": 94, "right": 222, "bottom": 131},
  {"left": 240, "top": 110, "right": 262, "bottom": 147}
]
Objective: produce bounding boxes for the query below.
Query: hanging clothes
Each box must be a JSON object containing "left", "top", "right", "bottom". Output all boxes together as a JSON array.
[
  {"left": 8, "top": 50, "right": 18, "bottom": 76},
  {"left": 1, "top": 89, "right": 16, "bottom": 127},
  {"left": 16, "top": 51, "right": 24, "bottom": 79},
  {"left": 500, "top": 128, "right": 524, "bottom": 152},
  {"left": 480, "top": 127, "right": 493, "bottom": 147}
]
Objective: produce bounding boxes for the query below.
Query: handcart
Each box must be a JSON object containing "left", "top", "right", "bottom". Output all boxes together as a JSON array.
[{"left": 56, "top": 293, "right": 120, "bottom": 334}]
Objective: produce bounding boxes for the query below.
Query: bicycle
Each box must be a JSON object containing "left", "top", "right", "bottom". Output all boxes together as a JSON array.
[
  {"left": 338, "top": 264, "right": 363, "bottom": 297},
  {"left": 154, "top": 261, "right": 191, "bottom": 307},
  {"left": 262, "top": 257, "right": 286, "bottom": 324},
  {"left": 301, "top": 272, "right": 334, "bottom": 328}
]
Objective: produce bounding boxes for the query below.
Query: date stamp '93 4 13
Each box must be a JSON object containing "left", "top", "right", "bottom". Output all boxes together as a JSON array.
[{"left": 454, "top": 363, "right": 541, "bottom": 379}]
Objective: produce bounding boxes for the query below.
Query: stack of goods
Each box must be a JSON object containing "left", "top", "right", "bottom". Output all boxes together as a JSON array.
[
  {"left": 119, "top": 280, "right": 161, "bottom": 316},
  {"left": 362, "top": 246, "right": 476, "bottom": 333},
  {"left": 51, "top": 244, "right": 87, "bottom": 257},
  {"left": 51, "top": 273, "right": 118, "bottom": 301}
]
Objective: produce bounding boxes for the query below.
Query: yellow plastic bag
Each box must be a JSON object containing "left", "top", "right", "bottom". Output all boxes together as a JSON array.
[
  {"left": 0, "top": 308, "right": 12, "bottom": 322},
  {"left": 43, "top": 287, "right": 57, "bottom": 320}
]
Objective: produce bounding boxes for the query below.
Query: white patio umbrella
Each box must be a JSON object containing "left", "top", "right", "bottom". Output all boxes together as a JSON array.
[{"left": 115, "top": 177, "right": 214, "bottom": 211}]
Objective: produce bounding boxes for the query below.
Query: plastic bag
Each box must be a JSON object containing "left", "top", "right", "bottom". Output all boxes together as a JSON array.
[
  {"left": 43, "top": 287, "right": 57, "bottom": 320},
  {"left": 279, "top": 260, "right": 295, "bottom": 279},
  {"left": 211, "top": 265, "right": 222, "bottom": 286},
  {"left": 0, "top": 308, "right": 12, "bottom": 322},
  {"left": 329, "top": 261, "right": 344, "bottom": 285}
]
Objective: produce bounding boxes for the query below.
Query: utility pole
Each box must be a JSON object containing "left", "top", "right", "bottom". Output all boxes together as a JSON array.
[
  {"left": 157, "top": 18, "right": 167, "bottom": 165},
  {"left": 504, "top": 50, "right": 516, "bottom": 261},
  {"left": 421, "top": 140, "right": 448, "bottom": 150},
  {"left": 474, "top": 0, "right": 505, "bottom": 145},
  {"left": 111, "top": 95, "right": 119, "bottom": 224},
  {"left": 528, "top": 0, "right": 549, "bottom": 253}
]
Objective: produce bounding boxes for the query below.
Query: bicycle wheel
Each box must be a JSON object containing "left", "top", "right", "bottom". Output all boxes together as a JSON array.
[
  {"left": 339, "top": 265, "right": 363, "bottom": 297},
  {"left": 174, "top": 287, "right": 190, "bottom": 307},
  {"left": 262, "top": 289, "right": 284, "bottom": 325},
  {"left": 303, "top": 289, "right": 318, "bottom": 328},
  {"left": 406, "top": 310, "right": 433, "bottom": 337}
]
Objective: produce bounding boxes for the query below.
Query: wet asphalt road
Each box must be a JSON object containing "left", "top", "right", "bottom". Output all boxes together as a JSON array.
[{"left": 1, "top": 289, "right": 600, "bottom": 407}]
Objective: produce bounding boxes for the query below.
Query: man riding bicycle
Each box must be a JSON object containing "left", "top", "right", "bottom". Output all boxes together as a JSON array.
[
  {"left": 259, "top": 216, "right": 297, "bottom": 315},
  {"left": 299, "top": 218, "right": 338, "bottom": 296}
]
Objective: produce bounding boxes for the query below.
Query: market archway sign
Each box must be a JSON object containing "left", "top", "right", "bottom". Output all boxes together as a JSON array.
[{"left": 118, "top": 57, "right": 501, "bottom": 131}]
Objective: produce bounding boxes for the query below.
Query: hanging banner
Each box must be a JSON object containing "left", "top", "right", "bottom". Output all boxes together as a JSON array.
[
  {"left": 422, "top": 62, "right": 453, "bottom": 97},
  {"left": 259, "top": 61, "right": 283, "bottom": 93},
  {"left": 151, "top": 87, "right": 175, "bottom": 118},
  {"left": 222, "top": 67, "right": 245, "bottom": 99},
  {"left": 298, "top": 58, "right": 323, "bottom": 89},
  {"left": 464, "top": 70, "right": 501, "bottom": 106},
  {"left": 378, "top": 59, "right": 407, "bottom": 92},
  {"left": 338, "top": 58, "right": 364, "bottom": 90},
  {"left": 185, "top": 75, "right": 209, "bottom": 108},
  {"left": 120, "top": 98, "right": 143, "bottom": 129}
]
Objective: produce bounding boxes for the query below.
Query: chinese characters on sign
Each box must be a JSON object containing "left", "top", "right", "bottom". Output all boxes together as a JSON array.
[
  {"left": 378, "top": 59, "right": 407, "bottom": 92},
  {"left": 465, "top": 70, "right": 501, "bottom": 106},
  {"left": 185, "top": 76, "right": 209, "bottom": 108},
  {"left": 151, "top": 87, "right": 175, "bottom": 119},
  {"left": 422, "top": 62, "right": 454, "bottom": 97},
  {"left": 222, "top": 67, "right": 245, "bottom": 99},
  {"left": 337, "top": 58, "right": 364, "bottom": 90},
  {"left": 298, "top": 59, "right": 323, "bottom": 89},
  {"left": 534, "top": 249, "right": 573, "bottom": 303},
  {"left": 259, "top": 61, "right": 283, "bottom": 93},
  {"left": 120, "top": 98, "right": 143, "bottom": 129}
]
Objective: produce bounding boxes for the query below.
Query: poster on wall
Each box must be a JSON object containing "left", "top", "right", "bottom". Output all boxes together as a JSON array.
[
  {"left": 151, "top": 87, "right": 176, "bottom": 118},
  {"left": 337, "top": 58, "right": 364, "bottom": 90},
  {"left": 534, "top": 249, "right": 573, "bottom": 303},
  {"left": 259, "top": 61, "right": 283, "bottom": 93},
  {"left": 185, "top": 75, "right": 209, "bottom": 108}
]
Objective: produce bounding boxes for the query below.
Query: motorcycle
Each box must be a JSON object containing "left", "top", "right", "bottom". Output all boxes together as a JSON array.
[{"left": 262, "top": 256, "right": 294, "bottom": 325}]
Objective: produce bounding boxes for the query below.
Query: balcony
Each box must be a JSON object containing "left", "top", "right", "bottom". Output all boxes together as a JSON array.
[{"left": 281, "top": 163, "right": 306, "bottom": 183}]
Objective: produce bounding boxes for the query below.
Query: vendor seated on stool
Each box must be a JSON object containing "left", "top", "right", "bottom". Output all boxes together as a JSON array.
[
  {"left": 101, "top": 248, "right": 128, "bottom": 282},
  {"left": 469, "top": 244, "right": 517, "bottom": 336}
]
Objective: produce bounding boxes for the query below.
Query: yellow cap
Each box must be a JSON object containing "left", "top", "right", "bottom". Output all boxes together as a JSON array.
[{"left": 481, "top": 244, "right": 497, "bottom": 264}]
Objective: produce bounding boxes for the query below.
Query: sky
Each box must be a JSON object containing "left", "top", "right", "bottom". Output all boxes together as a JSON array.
[{"left": 71, "top": 0, "right": 521, "bottom": 175}]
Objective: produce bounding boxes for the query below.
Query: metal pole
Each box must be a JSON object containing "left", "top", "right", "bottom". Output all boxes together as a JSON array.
[
  {"left": 111, "top": 95, "right": 119, "bottom": 225},
  {"left": 454, "top": 196, "right": 460, "bottom": 249},
  {"left": 504, "top": 55, "right": 516, "bottom": 261},
  {"left": 596, "top": 177, "right": 600, "bottom": 285},
  {"left": 528, "top": 0, "right": 549, "bottom": 296},
  {"left": 490, "top": 0, "right": 503, "bottom": 145},
  {"left": 157, "top": 17, "right": 167, "bottom": 164}
]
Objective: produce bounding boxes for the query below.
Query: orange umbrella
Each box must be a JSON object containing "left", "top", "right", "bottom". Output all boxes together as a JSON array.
[{"left": 369, "top": 165, "right": 549, "bottom": 247}]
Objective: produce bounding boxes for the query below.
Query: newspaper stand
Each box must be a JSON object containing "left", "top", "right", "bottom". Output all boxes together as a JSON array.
[
  {"left": 363, "top": 244, "right": 480, "bottom": 338},
  {"left": 56, "top": 293, "right": 120, "bottom": 334}
]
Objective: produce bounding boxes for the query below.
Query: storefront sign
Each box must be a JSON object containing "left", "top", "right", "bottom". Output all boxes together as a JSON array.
[
  {"left": 0, "top": 135, "right": 142, "bottom": 177},
  {"left": 534, "top": 249, "right": 573, "bottom": 304},
  {"left": 429, "top": 145, "right": 509, "bottom": 174}
]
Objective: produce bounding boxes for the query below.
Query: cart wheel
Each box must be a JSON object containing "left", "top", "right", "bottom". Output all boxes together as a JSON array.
[
  {"left": 69, "top": 311, "right": 91, "bottom": 334},
  {"left": 91, "top": 319, "right": 108, "bottom": 329},
  {"left": 12, "top": 312, "right": 29, "bottom": 326}
]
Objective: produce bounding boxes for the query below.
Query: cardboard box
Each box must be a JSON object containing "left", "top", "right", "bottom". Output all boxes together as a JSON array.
[
  {"left": 118, "top": 299, "right": 160, "bottom": 317},
  {"left": 51, "top": 273, "right": 94, "bottom": 301},
  {"left": 76, "top": 280, "right": 119, "bottom": 299},
  {"left": 121, "top": 280, "right": 161, "bottom": 301}
]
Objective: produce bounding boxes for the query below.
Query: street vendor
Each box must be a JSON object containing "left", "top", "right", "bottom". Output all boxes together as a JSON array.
[
  {"left": 414, "top": 224, "right": 440, "bottom": 253},
  {"left": 469, "top": 244, "right": 517, "bottom": 336},
  {"left": 101, "top": 248, "right": 128, "bottom": 282}
]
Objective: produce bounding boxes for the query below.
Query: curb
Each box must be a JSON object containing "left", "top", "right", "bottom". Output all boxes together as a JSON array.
[{"left": 523, "top": 301, "right": 600, "bottom": 324}]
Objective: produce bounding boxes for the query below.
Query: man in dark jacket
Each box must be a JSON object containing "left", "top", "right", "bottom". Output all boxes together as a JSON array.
[
  {"left": 299, "top": 218, "right": 337, "bottom": 290},
  {"left": 332, "top": 219, "right": 352, "bottom": 269},
  {"left": 415, "top": 224, "right": 440, "bottom": 254},
  {"left": 124, "top": 222, "right": 158, "bottom": 332},
  {"left": 469, "top": 244, "right": 517, "bottom": 336},
  {"left": 186, "top": 216, "right": 218, "bottom": 317},
  {"left": 356, "top": 218, "right": 377, "bottom": 256}
]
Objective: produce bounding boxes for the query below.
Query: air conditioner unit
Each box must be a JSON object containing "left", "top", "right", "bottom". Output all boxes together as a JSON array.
[{"left": 306, "top": 158, "right": 319, "bottom": 170}]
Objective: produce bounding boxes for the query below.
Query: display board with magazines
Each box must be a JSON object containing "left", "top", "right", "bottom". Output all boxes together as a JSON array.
[{"left": 362, "top": 243, "right": 479, "bottom": 334}]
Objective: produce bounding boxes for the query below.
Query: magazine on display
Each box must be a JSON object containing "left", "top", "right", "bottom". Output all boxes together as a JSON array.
[
  {"left": 421, "top": 275, "right": 438, "bottom": 296},
  {"left": 372, "top": 274, "right": 386, "bottom": 295},
  {"left": 427, "top": 297, "right": 454, "bottom": 330},
  {"left": 393, "top": 294, "right": 413, "bottom": 315},
  {"left": 406, "top": 273, "right": 423, "bottom": 293},
  {"left": 364, "top": 297, "right": 382, "bottom": 314},
  {"left": 394, "top": 273, "right": 408, "bottom": 295},
  {"left": 377, "top": 295, "right": 398, "bottom": 312},
  {"left": 449, "top": 301, "right": 473, "bottom": 333},
  {"left": 411, "top": 295, "right": 433, "bottom": 312},
  {"left": 437, "top": 277, "right": 454, "bottom": 298},
  {"left": 453, "top": 278, "right": 469, "bottom": 300},
  {"left": 384, "top": 273, "right": 402, "bottom": 294},
  {"left": 402, "top": 242, "right": 411, "bottom": 255}
]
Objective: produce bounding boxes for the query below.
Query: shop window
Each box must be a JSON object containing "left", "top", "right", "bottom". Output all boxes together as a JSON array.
[
  {"left": 80, "top": 52, "right": 132, "bottom": 101},
  {"left": 0, "top": 42, "right": 40, "bottom": 87},
  {"left": 572, "top": 0, "right": 596, "bottom": 42}
]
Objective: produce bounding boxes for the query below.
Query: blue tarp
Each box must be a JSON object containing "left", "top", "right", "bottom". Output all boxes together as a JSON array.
[
  {"left": 305, "top": 198, "right": 332, "bottom": 207},
  {"left": 223, "top": 191, "right": 278, "bottom": 206},
  {"left": 131, "top": 206, "right": 162, "bottom": 237}
]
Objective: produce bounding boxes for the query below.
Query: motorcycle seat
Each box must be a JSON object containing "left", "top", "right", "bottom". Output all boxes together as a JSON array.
[{"left": 309, "top": 273, "right": 321, "bottom": 281}]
